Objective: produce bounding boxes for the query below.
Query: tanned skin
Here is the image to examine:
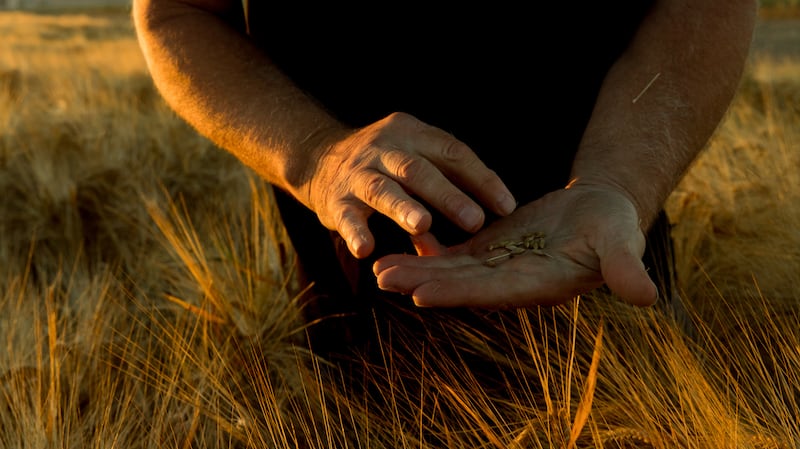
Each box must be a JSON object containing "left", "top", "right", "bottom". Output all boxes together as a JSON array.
[
  {"left": 133, "top": 0, "right": 757, "bottom": 309},
  {"left": 133, "top": 0, "right": 516, "bottom": 257}
]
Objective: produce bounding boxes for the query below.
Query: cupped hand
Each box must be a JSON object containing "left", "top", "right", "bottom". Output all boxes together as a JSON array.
[
  {"left": 305, "top": 112, "right": 516, "bottom": 258},
  {"left": 372, "top": 185, "right": 658, "bottom": 308}
]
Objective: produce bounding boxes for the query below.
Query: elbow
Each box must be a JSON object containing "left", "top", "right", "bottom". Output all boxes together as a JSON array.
[
  {"left": 132, "top": 0, "right": 189, "bottom": 35},
  {"left": 133, "top": 0, "right": 228, "bottom": 33},
  {"left": 729, "top": 0, "right": 759, "bottom": 27},
  {"left": 131, "top": 0, "right": 163, "bottom": 34}
]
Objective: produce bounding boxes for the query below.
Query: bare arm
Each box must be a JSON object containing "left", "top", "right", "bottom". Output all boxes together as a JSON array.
[
  {"left": 132, "top": 0, "right": 516, "bottom": 258},
  {"left": 374, "top": 0, "right": 758, "bottom": 308},
  {"left": 133, "top": 0, "right": 338, "bottom": 194},
  {"left": 570, "top": 0, "right": 758, "bottom": 229}
]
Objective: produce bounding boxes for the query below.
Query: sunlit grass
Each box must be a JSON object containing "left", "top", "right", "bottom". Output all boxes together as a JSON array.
[{"left": 1, "top": 10, "right": 799, "bottom": 449}]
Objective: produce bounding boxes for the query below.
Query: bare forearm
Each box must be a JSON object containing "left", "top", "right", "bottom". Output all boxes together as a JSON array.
[
  {"left": 132, "top": 0, "right": 343, "bottom": 204},
  {"left": 570, "top": 0, "right": 757, "bottom": 229}
]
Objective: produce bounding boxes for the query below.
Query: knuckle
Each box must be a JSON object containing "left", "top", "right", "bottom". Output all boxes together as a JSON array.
[
  {"left": 331, "top": 210, "right": 347, "bottom": 233},
  {"left": 440, "top": 138, "right": 471, "bottom": 163},
  {"left": 362, "top": 173, "right": 392, "bottom": 205},
  {"left": 317, "top": 207, "right": 338, "bottom": 231},
  {"left": 383, "top": 111, "right": 414, "bottom": 127},
  {"left": 439, "top": 191, "right": 468, "bottom": 214},
  {"left": 333, "top": 209, "right": 352, "bottom": 235},
  {"left": 476, "top": 169, "right": 500, "bottom": 189},
  {"left": 362, "top": 173, "right": 412, "bottom": 219},
  {"left": 333, "top": 205, "right": 366, "bottom": 235},
  {"left": 394, "top": 155, "right": 425, "bottom": 183}
]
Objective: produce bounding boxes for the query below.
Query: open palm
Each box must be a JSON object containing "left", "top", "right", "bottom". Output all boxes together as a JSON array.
[{"left": 373, "top": 186, "right": 658, "bottom": 308}]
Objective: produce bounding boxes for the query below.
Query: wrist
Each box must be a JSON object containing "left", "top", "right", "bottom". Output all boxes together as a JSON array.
[
  {"left": 285, "top": 124, "right": 351, "bottom": 209},
  {"left": 565, "top": 178, "right": 657, "bottom": 230}
]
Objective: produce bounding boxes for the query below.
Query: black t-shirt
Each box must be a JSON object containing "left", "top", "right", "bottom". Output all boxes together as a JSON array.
[
  {"left": 237, "top": 3, "right": 656, "bottom": 298},
  {"left": 244, "top": 3, "right": 652, "bottom": 202}
]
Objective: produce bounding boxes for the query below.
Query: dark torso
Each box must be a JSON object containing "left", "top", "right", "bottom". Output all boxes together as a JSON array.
[
  {"left": 245, "top": 3, "right": 653, "bottom": 205},
  {"left": 238, "top": 3, "right": 656, "bottom": 297}
]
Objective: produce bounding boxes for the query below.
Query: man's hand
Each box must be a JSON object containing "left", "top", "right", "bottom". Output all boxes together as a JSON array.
[
  {"left": 305, "top": 112, "right": 517, "bottom": 259},
  {"left": 133, "top": 1, "right": 516, "bottom": 262},
  {"left": 373, "top": 185, "right": 658, "bottom": 308}
]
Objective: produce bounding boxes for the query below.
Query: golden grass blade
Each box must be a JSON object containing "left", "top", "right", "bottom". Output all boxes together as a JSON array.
[
  {"left": 45, "top": 282, "right": 60, "bottom": 441},
  {"left": 163, "top": 293, "right": 226, "bottom": 324},
  {"left": 1, "top": 9, "right": 799, "bottom": 448},
  {"left": 566, "top": 320, "right": 603, "bottom": 449}
]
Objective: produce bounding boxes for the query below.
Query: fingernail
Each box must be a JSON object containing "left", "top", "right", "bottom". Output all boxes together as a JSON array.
[
  {"left": 496, "top": 193, "right": 517, "bottom": 215},
  {"left": 458, "top": 206, "right": 483, "bottom": 230},
  {"left": 350, "top": 237, "right": 363, "bottom": 256},
  {"left": 406, "top": 209, "right": 424, "bottom": 231},
  {"left": 413, "top": 298, "right": 432, "bottom": 308}
]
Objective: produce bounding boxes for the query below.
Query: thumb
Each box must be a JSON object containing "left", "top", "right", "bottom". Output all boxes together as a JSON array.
[{"left": 598, "top": 235, "right": 658, "bottom": 307}]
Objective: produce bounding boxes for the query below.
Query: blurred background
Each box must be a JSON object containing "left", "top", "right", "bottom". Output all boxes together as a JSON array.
[{"left": 0, "top": 2, "right": 798, "bottom": 448}]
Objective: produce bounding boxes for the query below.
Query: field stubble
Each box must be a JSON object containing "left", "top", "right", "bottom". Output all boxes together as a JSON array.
[{"left": 1, "top": 11, "right": 799, "bottom": 449}]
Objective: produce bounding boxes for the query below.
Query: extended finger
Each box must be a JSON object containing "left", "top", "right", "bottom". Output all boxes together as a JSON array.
[
  {"left": 375, "top": 262, "right": 491, "bottom": 296},
  {"left": 355, "top": 169, "right": 434, "bottom": 235},
  {"left": 334, "top": 203, "right": 375, "bottom": 259},
  {"left": 373, "top": 252, "right": 475, "bottom": 276},
  {"left": 414, "top": 127, "right": 516, "bottom": 217},
  {"left": 378, "top": 150, "right": 486, "bottom": 232},
  {"left": 384, "top": 263, "right": 589, "bottom": 308},
  {"left": 375, "top": 255, "right": 595, "bottom": 308}
]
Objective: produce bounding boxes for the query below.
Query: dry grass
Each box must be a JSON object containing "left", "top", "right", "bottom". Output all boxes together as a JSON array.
[{"left": 1, "top": 10, "right": 799, "bottom": 449}]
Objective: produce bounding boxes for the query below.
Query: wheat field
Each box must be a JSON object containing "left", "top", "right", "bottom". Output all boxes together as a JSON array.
[{"left": 1, "top": 9, "right": 799, "bottom": 449}]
